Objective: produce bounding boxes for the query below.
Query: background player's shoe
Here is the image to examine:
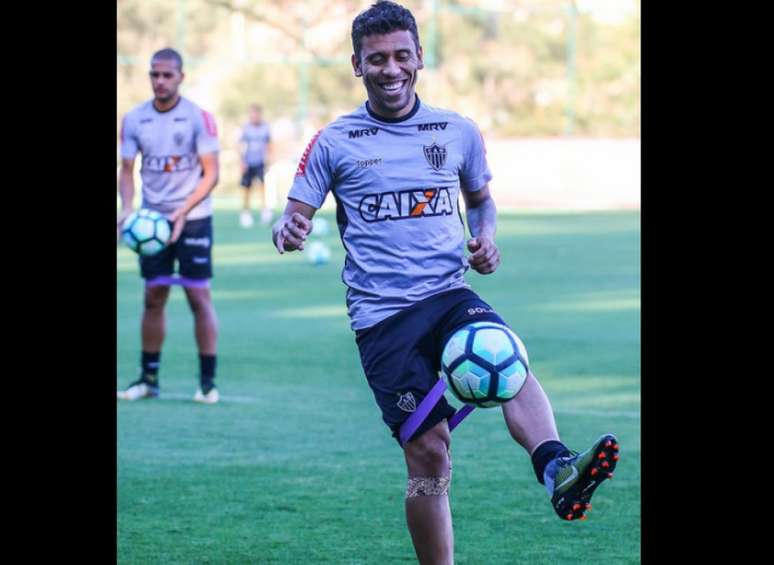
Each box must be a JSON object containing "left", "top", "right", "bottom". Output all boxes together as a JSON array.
[
  {"left": 117, "top": 379, "right": 160, "bottom": 400},
  {"left": 193, "top": 384, "right": 219, "bottom": 404},
  {"left": 240, "top": 210, "right": 254, "bottom": 228},
  {"left": 260, "top": 208, "right": 273, "bottom": 225},
  {"left": 544, "top": 433, "right": 619, "bottom": 521}
]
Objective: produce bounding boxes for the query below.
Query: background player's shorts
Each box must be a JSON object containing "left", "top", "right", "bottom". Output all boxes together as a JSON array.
[
  {"left": 355, "top": 288, "right": 507, "bottom": 445},
  {"left": 240, "top": 164, "right": 265, "bottom": 187},
  {"left": 140, "top": 216, "right": 214, "bottom": 280}
]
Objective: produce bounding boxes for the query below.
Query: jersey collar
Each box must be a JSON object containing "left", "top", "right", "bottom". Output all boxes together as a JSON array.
[
  {"left": 365, "top": 95, "right": 421, "bottom": 123},
  {"left": 152, "top": 95, "right": 183, "bottom": 114}
]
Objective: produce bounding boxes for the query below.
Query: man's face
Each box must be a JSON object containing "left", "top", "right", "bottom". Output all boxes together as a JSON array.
[
  {"left": 149, "top": 59, "right": 183, "bottom": 103},
  {"left": 249, "top": 108, "right": 262, "bottom": 124},
  {"left": 352, "top": 30, "right": 424, "bottom": 119}
]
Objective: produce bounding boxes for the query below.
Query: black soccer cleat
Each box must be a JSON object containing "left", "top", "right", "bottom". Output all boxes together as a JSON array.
[{"left": 545, "top": 434, "right": 620, "bottom": 521}]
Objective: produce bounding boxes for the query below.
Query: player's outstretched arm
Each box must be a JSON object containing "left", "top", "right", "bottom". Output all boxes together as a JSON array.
[
  {"left": 272, "top": 198, "right": 316, "bottom": 254},
  {"left": 462, "top": 184, "right": 500, "bottom": 275}
]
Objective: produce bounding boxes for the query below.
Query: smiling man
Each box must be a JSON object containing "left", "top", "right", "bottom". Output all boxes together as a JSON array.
[{"left": 272, "top": 2, "right": 619, "bottom": 563}]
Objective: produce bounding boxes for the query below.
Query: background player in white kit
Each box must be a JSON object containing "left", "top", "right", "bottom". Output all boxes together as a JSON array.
[
  {"left": 272, "top": 2, "right": 619, "bottom": 563},
  {"left": 117, "top": 48, "right": 222, "bottom": 404},
  {"left": 237, "top": 104, "right": 273, "bottom": 227}
]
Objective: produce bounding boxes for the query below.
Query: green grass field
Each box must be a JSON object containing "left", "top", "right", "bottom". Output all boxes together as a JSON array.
[{"left": 117, "top": 208, "right": 640, "bottom": 564}]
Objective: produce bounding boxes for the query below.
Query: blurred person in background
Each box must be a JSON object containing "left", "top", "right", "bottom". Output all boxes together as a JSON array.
[{"left": 237, "top": 104, "right": 273, "bottom": 227}]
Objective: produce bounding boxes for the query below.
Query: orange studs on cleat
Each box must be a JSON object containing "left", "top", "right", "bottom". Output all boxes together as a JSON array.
[
  {"left": 573, "top": 503, "right": 581, "bottom": 511},
  {"left": 585, "top": 503, "right": 592, "bottom": 509},
  {"left": 613, "top": 454, "right": 620, "bottom": 461},
  {"left": 607, "top": 472, "right": 614, "bottom": 479},
  {"left": 613, "top": 443, "right": 619, "bottom": 450},
  {"left": 602, "top": 461, "right": 610, "bottom": 468},
  {"left": 605, "top": 440, "right": 612, "bottom": 447},
  {"left": 598, "top": 452, "right": 607, "bottom": 459},
  {"left": 591, "top": 468, "right": 599, "bottom": 477},
  {"left": 580, "top": 514, "right": 588, "bottom": 521},
  {"left": 566, "top": 513, "right": 574, "bottom": 520}
]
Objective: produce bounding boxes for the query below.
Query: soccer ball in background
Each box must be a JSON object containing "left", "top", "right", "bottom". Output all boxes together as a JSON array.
[
  {"left": 121, "top": 209, "right": 171, "bottom": 256},
  {"left": 306, "top": 240, "right": 331, "bottom": 266},
  {"left": 441, "top": 321, "right": 530, "bottom": 407},
  {"left": 312, "top": 217, "right": 330, "bottom": 237}
]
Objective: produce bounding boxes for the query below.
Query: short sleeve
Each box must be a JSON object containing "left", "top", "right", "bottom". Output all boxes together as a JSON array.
[
  {"left": 120, "top": 114, "right": 138, "bottom": 160},
  {"left": 288, "top": 129, "right": 333, "bottom": 209},
  {"left": 195, "top": 109, "right": 220, "bottom": 155},
  {"left": 458, "top": 118, "right": 492, "bottom": 192}
]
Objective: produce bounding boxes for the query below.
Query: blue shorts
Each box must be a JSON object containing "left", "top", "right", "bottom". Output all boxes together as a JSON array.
[
  {"left": 140, "top": 216, "right": 213, "bottom": 280},
  {"left": 240, "top": 164, "right": 265, "bottom": 187},
  {"left": 355, "top": 288, "right": 507, "bottom": 445}
]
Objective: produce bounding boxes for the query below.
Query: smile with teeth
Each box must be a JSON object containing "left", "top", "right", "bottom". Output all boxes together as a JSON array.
[{"left": 380, "top": 80, "right": 406, "bottom": 93}]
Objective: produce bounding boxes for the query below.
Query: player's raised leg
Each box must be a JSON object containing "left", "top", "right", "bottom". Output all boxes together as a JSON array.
[
  {"left": 501, "top": 372, "right": 560, "bottom": 453},
  {"left": 501, "top": 372, "right": 619, "bottom": 520},
  {"left": 404, "top": 420, "right": 454, "bottom": 565}
]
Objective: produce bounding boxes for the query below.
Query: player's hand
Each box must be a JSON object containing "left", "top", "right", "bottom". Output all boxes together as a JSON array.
[
  {"left": 117, "top": 208, "right": 134, "bottom": 241},
  {"left": 467, "top": 236, "right": 500, "bottom": 274},
  {"left": 240, "top": 161, "right": 247, "bottom": 174},
  {"left": 169, "top": 208, "right": 187, "bottom": 243},
  {"left": 274, "top": 213, "right": 312, "bottom": 254}
]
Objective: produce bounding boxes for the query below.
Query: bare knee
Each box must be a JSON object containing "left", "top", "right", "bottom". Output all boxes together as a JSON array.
[
  {"left": 144, "top": 286, "right": 169, "bottom": 311},
  {"left": 184, "top": 287, "right": 212, "bottom": 315},
  {"left": 404, "top": 422, "right": 451, "bottom": 477}
]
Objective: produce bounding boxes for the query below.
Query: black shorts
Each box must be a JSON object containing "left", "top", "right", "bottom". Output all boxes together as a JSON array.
[
  {"left": 240, "top": 164, "right": 265, "bottom": 187},
  {"left": 355, "top": 288, "right": 507, "bottom": 445},
  {"left": 140, "top": 216, "right": 213, "bottom": 280}
]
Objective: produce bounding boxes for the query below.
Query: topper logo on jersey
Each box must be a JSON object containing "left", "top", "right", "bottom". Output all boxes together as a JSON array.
[
  {"left": 417, "top": 122, "right": 448, "bottom": 131},
  {"left": 143, "top": 153, "right": 198, "bottom": 173},
  {"left": 348, "top": 127, "right": 379, "bottom": 139},
  {"left": 358, "top": 188, "right": 454, "bottom": 223}
]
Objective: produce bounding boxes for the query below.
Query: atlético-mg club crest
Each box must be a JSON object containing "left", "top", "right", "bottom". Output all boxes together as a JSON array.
[
  {"left": 397, "top": 391, "right": 417, "bottom": 412},
  {"left": 423, "top": 143, "right": 447, "bottom": 171}
]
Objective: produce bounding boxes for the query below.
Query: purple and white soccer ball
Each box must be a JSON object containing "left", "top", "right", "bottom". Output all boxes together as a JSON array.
[{"left": 121, "top": 208, "right": 171, "bottom": 256}]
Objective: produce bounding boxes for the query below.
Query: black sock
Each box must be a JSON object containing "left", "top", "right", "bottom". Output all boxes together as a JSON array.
[
  {"left": 531, "top": 440, "right": 571, "bottom": 484},
  {"left": 199, "top": 354, "right": 216, "bottom": 389},
  {"left": 141, "top": 351, "right": 160, "bottom": 385}
]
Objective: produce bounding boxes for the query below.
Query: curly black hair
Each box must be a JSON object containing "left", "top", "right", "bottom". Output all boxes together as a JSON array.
[{"left": 351, "top": 1, "right": 420, "bottom": 60}]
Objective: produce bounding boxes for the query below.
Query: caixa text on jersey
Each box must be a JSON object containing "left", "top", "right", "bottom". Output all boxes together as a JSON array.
[
  {"left": 358, "top": 188, "right": 455, "bottom": 222},
  {"left": 142, "top": 153, "right": 198, "bottom": 173}
]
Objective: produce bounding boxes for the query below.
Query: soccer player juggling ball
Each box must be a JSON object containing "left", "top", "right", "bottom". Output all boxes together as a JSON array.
[{"left": 273, "top": 3, "right": 620, "bottom": 563}]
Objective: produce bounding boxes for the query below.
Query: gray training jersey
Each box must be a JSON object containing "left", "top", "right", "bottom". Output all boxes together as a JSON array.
[
  {"left": 289, "top": 98, "right": 492, "bottom": 330},
  {"left": 121, "top": 96, "right": 220, "bottom": 221},
  {"left": 240, "top": 122, "right": 271, "bottom": 166}
]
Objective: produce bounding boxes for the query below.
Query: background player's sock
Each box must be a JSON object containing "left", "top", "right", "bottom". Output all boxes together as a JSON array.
[
  {"left": 199, "top": 354, "right": 217, "bottom": 392},
  {"left": 531, "top": 440, "right": 571, "bottom": 488},
  {"left": 141, "top": 351, "right": 161, "bottom": 386}
]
